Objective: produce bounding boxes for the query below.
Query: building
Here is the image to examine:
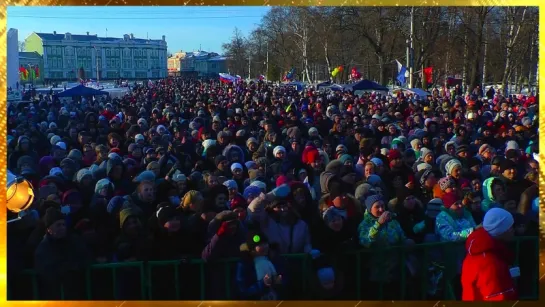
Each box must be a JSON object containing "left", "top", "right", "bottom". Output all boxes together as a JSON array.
[
  {"left": 19, "top": 52, "right": 44, "bottom": 85},
  {"left": 7, "top": 28, "right": 19, "bottom": 89},
  {"left": 180, "top": 51, "right": 227, "bottom": 78},
  {"left": 24, "top": 31, "right": 168, "bottom": 81},
  {"left": 168, "top": 51, "right": 186, "bottom": 76}
]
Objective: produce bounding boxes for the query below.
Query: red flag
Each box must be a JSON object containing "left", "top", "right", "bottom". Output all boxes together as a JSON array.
[{"left": 423, "top": 67, "right": 433, "bottom": 84}]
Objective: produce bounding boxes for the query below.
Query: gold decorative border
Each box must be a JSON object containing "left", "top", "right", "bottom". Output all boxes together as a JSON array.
[{"left": 0, "top": 1, "right": 543, "bottom": 306}]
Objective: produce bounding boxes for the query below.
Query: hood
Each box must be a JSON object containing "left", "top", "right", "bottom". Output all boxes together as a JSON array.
[
  {"left": 482, "top": 177, "right": 497, "bottom": 202},
  {"left": 325, "top": 160, "right": 343, "bottom": 175},
  {"left": 465, "top": 228, "right": 514, "bottom": 263},
  {"left": 319, "top": 172, "right": 337, "bottom": 195},
  {"left": 107, "top": 158, "right": 125, "bottom": 178},
  {"left": 222, "top": 144, "right": 245, "bottom": 164}
]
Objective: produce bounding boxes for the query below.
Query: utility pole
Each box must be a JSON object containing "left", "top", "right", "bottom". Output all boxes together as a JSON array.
[
  {"left": 409, "top": 6, "right": 414, "bottom": 89},
  {"left": 266, "top": 42, "right": 269, "bottom": 80}
]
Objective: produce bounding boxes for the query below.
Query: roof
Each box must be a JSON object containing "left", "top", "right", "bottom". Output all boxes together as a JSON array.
[
  {"left": 34, "top": 32, "right": 164, "bottom": 45},
  {"left": 19, "top": 51, "right": 42, "bottom": 59},
  {"left": 208, "top": 56, "right": 227, "bottom": 62}
]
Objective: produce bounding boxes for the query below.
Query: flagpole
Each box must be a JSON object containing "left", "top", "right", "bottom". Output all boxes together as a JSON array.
[{"left": 409, "top": 6, "right": 414, "bottom": 89}]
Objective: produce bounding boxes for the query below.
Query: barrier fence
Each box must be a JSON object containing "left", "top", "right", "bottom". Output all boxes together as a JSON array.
[{"left": 9, "top": 236, "right": 539, "bottom": 300}]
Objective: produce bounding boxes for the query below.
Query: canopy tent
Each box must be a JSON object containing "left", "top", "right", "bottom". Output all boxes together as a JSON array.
[
  {"left": 55, "top": 85, "right": 109, "bottom": 97},
  {"left": 316, "top": 81, "right": 331, "bottom": 90},
  {"left": 393, "top": 88, "right": 431, "bottom": 97},
  {"left": 343, "top": 79, "right": 388, "bottom": 92},
  {"left": 284, "top": 81, "right": 306, "bottom": 91}
]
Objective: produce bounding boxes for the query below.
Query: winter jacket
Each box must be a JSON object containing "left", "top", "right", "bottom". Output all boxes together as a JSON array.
[
  {"left": 461, "top": 228, "right": 517, "bottom": 301},
  {"left": 480, "top": 177, "right": 503, "bottom": 212}
]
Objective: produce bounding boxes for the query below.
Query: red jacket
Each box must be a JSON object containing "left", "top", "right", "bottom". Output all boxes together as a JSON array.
[{"left": 461, "top": 228, "right": 517, "bottom": 301}]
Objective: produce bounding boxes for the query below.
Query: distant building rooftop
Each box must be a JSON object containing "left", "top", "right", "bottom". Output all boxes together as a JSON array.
[{"left": 34, "top": 32, "right": 164, "bottom": 45}]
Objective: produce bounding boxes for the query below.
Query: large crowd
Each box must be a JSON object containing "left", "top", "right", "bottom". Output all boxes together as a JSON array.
[{"left": 7, "top": 78, "right": 540, "bottom": 301}]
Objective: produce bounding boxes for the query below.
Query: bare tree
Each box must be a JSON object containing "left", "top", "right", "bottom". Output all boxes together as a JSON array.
[{"left": 500, "top": 6, "right": 527, "bottom": 95}]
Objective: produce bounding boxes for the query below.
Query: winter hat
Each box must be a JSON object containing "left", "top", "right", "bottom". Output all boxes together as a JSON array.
[
  {"left": 322, "top": 206, "right": 347, "bottom": 222},
  {"left": 364, "top": 194, "right": 383, "bottom": 211},
  {"left": 95, "top": 178, "right": 114, "bottom": 194},
  {"left": 420, "top": 148, "right": 432, "bottom": 160},
  {"left": 134, "top": 170, "right": 156, "bottom": 183},
  {"left": 276, "top": 175, "right": 290, "bottom": 187},
  {"left": 416, "top": 163, "right": 432, "bottom": 172},
  {"left": 246, "top": 137, "right": 258, "bottom": 147},
  {"left": 438, "top": 176, "right": 456, "bottom": 191},
  {"left": 230, "top": 163, "right": 243, "bottom": 172},
  {"left": 456, "top": 145, "right": 469, "bottom": 156},
  {"left": 500, "top": 159, "right": 517, "bottom": 173},
  {"left": 223, "top": 179, "right": 238, "bottom": 191},
  {"left": 303, "top": 147, "right": 320, "bottom": 164},
  {"left": 50, "top": 135, "right": 61, "bottom": 146},
  {"left": 417, "top": 169, "right": 434, "bottom": 186},
  {"left": 426, "top": 198, "right": 443, "bottom": 218},
  {"left": 49, "top": 167, "right": 63, "bottom": 176},
  {"left": 478, "top": 144, "right": 493, "bottom": 156},
  {"left": 243, "top": 186, "right": 262, "bottom": 200},
  {"left": 119, "top": 207, "right": 141, "bottom": 229},
  {"left": 273, "top": 146, "right": 286, "bottom": 156},
  {"left": 44, "top": 207, "right": 65, "bottom": 228},
  {"left": 107, "top": 196, "right": 125, "bottom": 214},
  {"left": 338, "top": 154, "right": 352, "bottom": 165},
  {"left": 60, "top": 158, "right": 77, "bottom": 169},
  {"left": 202, "top": 139, "right": 217, "bottom": 151},
  {"left": 68, "top": 149, "right": 83, "bottom": 162},
  {"left": 229, "top": 195, "right": 247, "bottom": 210},
  {"left": 335, "top": 145, "right": 347, "bottom": 154},
  {"left": 215, "top": 155, "right": 228, "bottom": 166},
  {"left": 445, "top": 159, "right": 462, "bottom": 176},
  {"left": 505, "top": 140, "right": 519, "bottom": 153},
  {"left": 388, "top": 149, "right": 401, "bottom": 162},
  {"left": 270, "top": 184, "right": 290, "bottom": 198},
  {"left": 76, "top": 169, "right": 93, "bottom": 183},
  {"left": 135, "top": 134, "right": 145, "bottom": 142},
  {"left": 245, "top": 161, "right": 257, "bottom": 170},
  {"left": 370, "top": 158, "right": 383, "bottom": 167},
  {"left": 55, "top": 142, "right": 67, "bottom": 151},
  {"left": 171, "top": 171, "right": 187, "bottom": 183},
  {"left": 366, "top": 175, "right": 382, "bottom": 187},
  {"left": 410, "top": 139, "right": 422, "bottom": 150},
  {"left": 483, "top": 208, "right": 514, "bottom": 237},
  {"left": 441, "top": 192, "right": 459, "bottom": 208},
  {"left": 250, "top": 180, "right": 267, "bottom": 192}
]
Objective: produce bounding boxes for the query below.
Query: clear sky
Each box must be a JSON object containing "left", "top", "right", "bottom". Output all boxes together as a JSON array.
[{"left": 8, "top": 6, "right": 270, "bottom": 54}]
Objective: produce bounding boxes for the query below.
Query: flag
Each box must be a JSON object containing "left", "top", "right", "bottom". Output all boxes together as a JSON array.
[
  {"left": 258, "top": 74, "right": 265, "bottom": 81},
  {"left": 396, "top": 60, "right": 407, "bottom": 85},
  {"left": 34, "top": 66, "right": 40, "bottom": 78},
  {"left": 29, "top": 69, "right": 36, "bottom": 80},
  {"left": 19, "top": 66, "right": 27, "bottom": 80},
  {"left": 285, "top": 67, "right": 296, "bottom": 81},
  {"left": 423, "top": 67, "right": 433, "bottom": 84}
]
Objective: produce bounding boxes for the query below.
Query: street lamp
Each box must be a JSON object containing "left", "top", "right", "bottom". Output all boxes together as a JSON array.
[{"left": 93, "top": 45, "right": 100, "bottom": 84}]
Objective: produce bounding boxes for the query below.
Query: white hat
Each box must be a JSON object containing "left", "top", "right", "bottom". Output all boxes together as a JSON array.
[
  {"left": 135, "top": 134, "right": 145, "bottom": 142},
  {"left": 273, "top": 146, "right": 286, "bottom": 156},
  {"left": 483, "top": 208, "right": 514, "bottom": 237},
  {"left": 55, "top": 141, "right": 67, "bottom": 150},
  {"left": 230, "top": 163, "right": 243, "bottom": 172}
]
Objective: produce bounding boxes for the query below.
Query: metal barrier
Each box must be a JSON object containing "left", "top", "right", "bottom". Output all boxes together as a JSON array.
[{"left": 11, "top": 236, "right": 539, "bottom": 300}]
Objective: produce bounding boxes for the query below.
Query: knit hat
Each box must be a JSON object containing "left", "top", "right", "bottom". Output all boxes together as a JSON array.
[
  {"left": 276, "top": 175, "right": 290, "bottom": 187},
  {"left": 420, "top": 148, "right": 432, "bottom": 160},
  {"left": 417, "top": 169, "right": 434, "bottom": 186},
  {"left": 441, "top": 192, "right": 459, "bottom": 208},
  {"left": 107, "top": 196, "right": 125, "bottom": 214},
  {"left": 250, "top": 180, "right": 267, "bottom": 191},
  {"left": 223, "top": 179, "right": 238, "bottom": 190},
  {"left": 95, "top": 178, "right": 114, "bottom": 194},
  {"left": 171, "top": 171, "right": 187, "bottom": 182},
  {"left": 229, "top": 195, "right": 247, "bottom": 210},
  {"left": 500, "top": 159, "right": 517, "bottom": 173},
  {"left": 364, "top": 194, "right": 383, "bottom": 211},
  {"left": 245, "top": 161, "right": 257, "bottom": 170},
  {"left": 455, "top": 145, "right": 469, "bottom": 156},
  {"left": 445, "top": 159, "right": 462, "bottom": 176},
  {"left": 322, "top": 206, "right": 348, "bottom": 222},
  {"left": 370, "top": 158, "right": 383, "bottom": 167},
  {"left": 273, "top": 146, "right": 286, "bottom": 156},
  {"left": 243, "top": 185, "right": 262, "bottom": 200},
  {"left": 135, "top": 134, "right": 145, "bottom": 142},
  {"left": 68, "top": 149, "right": 83, "bottom": 162},
  {"left": 270, "top": 184, "right": 290, "bottom": 198},
  {"left": 50, "top": 135, "right": 61, "bottom": 146},
  {"left": 215, "top": 155, "right": 228, "bottom": 166},
  {"left": 119, "top": 207, "right": 141, "bottom": 228},
  {"left": 49, "top": 167, "right": 63, "bottom": 176},
  {"left": 505, "top": 140, "right": 519, "bottom": 153},
  {"left": 438, "top": 176, "right": 456, "bottom": 191},
  {"left": 230, "top": 163, "right": 243, "bottom": 172},
  {"left": 246, "top": 137, "right": 258, "bottom": 147},
  {"left": 388, "top": 149, "right": 401, "bottom": 161},
  {"left": 303, "top": 147, "right": 320, "bottom": 164},
  {"left": 60, "top": 158, "right": 77, "bottom": 169},
  {"left": 416, "top": 163, "right": 432, "bottom": 172},
  {"left": 134, "top": 170, "right": 156, "bottom": 183},
  {"left": 483, "top": 208, "right": 514, "bottom": 237},
  {"left": 426, "top": 198, "right": 443, "bottom": 218},
  {"left": 478, "top": 144, "right": 493, "bottom": 156},
  {"left": 44, "top": 207, "right": 65, "bottom": 228}
]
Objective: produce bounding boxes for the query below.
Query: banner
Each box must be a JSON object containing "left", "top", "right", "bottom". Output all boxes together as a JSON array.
[{"left": 423, "top": 67, "right": 433, "bottom": 84}]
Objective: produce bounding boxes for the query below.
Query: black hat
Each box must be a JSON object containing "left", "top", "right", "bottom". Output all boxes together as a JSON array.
[
  {"left": 491, "top": 156, "right": 504, "bottom": 166},
  {"left": 500, "top": 159, "right": 517, "bottom": 173},
  {"left": 156, "top": 204, "right": 178, "bottom": 226},
  {"left": 44, "top": 207, "right": 64, "bottom": 229},
  {"left": 456, "top": 145, "right": 470, "bottom": 156}
]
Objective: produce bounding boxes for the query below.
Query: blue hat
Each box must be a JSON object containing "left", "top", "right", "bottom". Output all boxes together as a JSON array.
[{"left": 364, "top": 194, "right": 383, "bottom": 211}]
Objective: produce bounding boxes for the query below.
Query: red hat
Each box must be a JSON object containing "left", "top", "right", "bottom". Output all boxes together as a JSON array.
[
  {"left": 276, "top": 175, "right": 290, "bottom": 187},
  {"left": 302, "top": 146, "right": 320, "bottom": 164},
  {"left": 441, "top": 192, "right": 459, "bottom": 208},
  {"left": 388, "top": 149, "right": 401, "bottom": 161},
  {"left": 229, "top": 195, "right": 247, "bottom": 210}
]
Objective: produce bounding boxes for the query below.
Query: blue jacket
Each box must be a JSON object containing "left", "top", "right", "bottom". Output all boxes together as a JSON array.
[{"left": 236, "top": 254, "right": 288, "bottom": 300}]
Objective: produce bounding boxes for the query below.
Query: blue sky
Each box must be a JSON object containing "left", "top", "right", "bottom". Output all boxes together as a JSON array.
[{"left": 8, "top": 6, "right": 270, "bottom": 54}]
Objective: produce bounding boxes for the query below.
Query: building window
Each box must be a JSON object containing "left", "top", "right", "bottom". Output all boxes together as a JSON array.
[{"left": 106, "top": 49, "right": 110, "bottom": 57}]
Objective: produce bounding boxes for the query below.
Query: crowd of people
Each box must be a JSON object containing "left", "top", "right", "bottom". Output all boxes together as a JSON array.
[{"left": 7, "top": 77, "right": 540, "bottom": 301}]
